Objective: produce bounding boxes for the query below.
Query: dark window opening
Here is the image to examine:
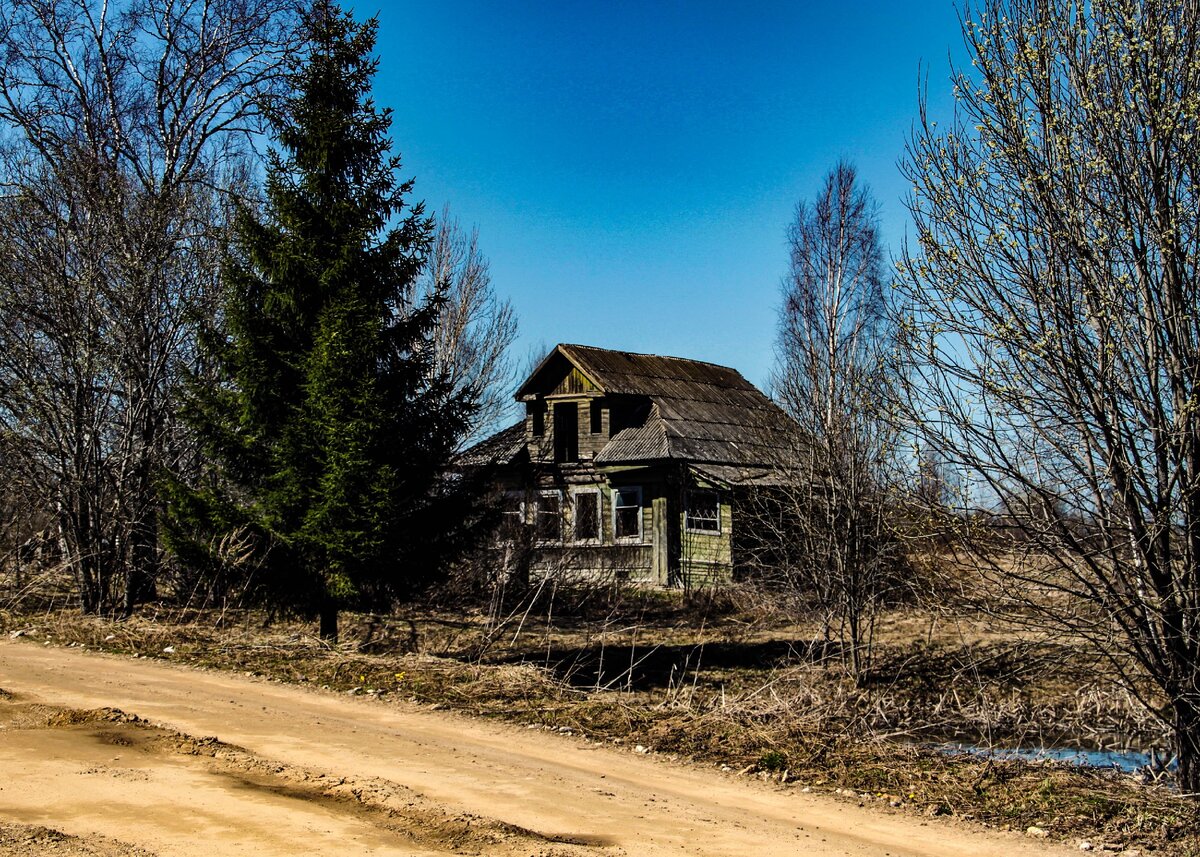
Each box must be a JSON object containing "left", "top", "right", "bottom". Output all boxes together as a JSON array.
[
  {"left": 554, "top": 402, "right": 579, "bottom": 463},
  {"left": 529, "top": 400, "right": 546, "bottom": 436},
  {"left": 590, "top": 400, "right": 604, "bottom": 434},
  {"left": 609, "top": 399, "right": 650, "bottom": 435},
  {"left": 573, "top": 491, "right": 600, "bottom": 542},
  {"left": 686, "top": 489, "right": 720, "bottom": 533},
  {"left": 535, "top": 493, "right": 561, "bottom": 542},
  {"left": 613, "top": 486, "right": 641, "bottom": 541}
]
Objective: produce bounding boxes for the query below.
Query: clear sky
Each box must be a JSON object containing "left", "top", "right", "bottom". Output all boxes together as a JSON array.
[{"left": 371, "top": 1, "right": 966, "bottom": 389}]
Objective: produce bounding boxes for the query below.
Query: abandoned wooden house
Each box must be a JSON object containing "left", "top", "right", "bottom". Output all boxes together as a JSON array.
[{"left": 462, "top": 344, "right": 796, "bottom": 588}]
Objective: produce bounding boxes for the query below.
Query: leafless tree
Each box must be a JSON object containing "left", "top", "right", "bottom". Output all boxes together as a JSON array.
[
  {"left": 0, "top": 0, "right": 294, "bottom": 614},
  {"left": 418, "top": 206, "right": 519, "bottom": 443},
  {"left": 896, "top": 0, "right": 1200, "bottom": 792},
  {"left": 764, "top": 162, "right": 904, "bottom": 680}
]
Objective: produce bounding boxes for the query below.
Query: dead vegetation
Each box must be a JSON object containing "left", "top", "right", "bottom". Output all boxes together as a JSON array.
[{"left": 1, "top": 575, "right": 1197, "bottom": 854}]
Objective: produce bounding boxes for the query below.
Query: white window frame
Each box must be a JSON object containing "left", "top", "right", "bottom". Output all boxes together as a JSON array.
[
  {"left": 612, "top": 485, "right": 643, "bottom": 543},
  {"left": 685, "top": 489, "right": 721, "bottom": 534},
  {"left": 571, "top": 488, "right": 602, "bottom": 544},
  {"left": 534, "top": 490, "right": 563, "bottom": 544}
]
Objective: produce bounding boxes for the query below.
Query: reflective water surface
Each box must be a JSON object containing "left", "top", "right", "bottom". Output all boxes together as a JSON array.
[{"left": 940, "top": 743, "right": 1172, "bottom": 773}]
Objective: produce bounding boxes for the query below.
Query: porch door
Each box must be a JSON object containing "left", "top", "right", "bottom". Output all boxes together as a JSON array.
[{"left": 554, "top": 402, "right": 578, "bottom": 463}]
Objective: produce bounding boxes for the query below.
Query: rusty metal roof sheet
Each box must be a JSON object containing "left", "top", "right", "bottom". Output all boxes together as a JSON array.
[{"left": 558, "top": 344, "right": 760, "bottom": 397}]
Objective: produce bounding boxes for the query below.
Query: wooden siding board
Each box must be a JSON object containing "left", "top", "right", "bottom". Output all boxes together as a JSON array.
[
  {"left": 681, "top": 498, "right": 733, "bottom": 587},
  {"left": 552, "top": 366, "right": 597, "bottom": 396},
  {"left": 531, "top": 544, "right": 653, "bottom": 580}
]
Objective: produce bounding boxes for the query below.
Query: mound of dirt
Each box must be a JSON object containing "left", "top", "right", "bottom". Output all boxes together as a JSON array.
[{"left": 0, "top": 822, "right": 153, "bottom": 857}]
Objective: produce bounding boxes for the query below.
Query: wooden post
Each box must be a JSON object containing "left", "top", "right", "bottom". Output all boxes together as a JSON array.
[{"left": 652, "top": 493, "right": 669, "bottom": 586}]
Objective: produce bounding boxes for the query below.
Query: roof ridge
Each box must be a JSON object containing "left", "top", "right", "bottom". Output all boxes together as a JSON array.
[{"left": 560, "top": 343, "right": 746, "bottom": 375}]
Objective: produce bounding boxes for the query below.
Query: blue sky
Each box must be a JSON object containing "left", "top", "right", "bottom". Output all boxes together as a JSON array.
[{"left": 371, "top": 2, "right": 965, "bottom": 388}]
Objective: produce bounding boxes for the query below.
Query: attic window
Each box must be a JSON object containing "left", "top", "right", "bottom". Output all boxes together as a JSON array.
[
  {"left": 529, "top": 400, "right": 545, "bottom": 436},
  {"left": 553, "top": 402, "right": 579, "bottom": 463},
  {"left": 590, "top": 400, "right": 603, "bottom": 434},
  {"left": 685, "top": 489, "right": 720, "bottom": 533}
]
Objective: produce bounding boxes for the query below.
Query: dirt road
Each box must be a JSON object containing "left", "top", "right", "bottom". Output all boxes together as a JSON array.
[{"left": 0, "top": 640, "right": 1067, "bottom": 856}]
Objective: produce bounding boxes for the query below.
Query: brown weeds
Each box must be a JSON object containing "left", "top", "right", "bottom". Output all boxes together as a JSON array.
[{"left": 2, "top": 600, "right": 1197, "bottom": 854}]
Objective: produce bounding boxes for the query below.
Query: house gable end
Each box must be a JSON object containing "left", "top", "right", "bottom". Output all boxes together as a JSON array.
[{"left": 515, "top": 346, "right": 606, "bottom": 401}]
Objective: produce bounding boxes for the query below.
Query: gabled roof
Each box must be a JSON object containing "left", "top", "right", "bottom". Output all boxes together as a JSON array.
[
  {"left": 517, "top": 343, "right": 758, "bottom": 401},
  {"left": 521, "top": 344, "right": 797, "bottom": 469}
]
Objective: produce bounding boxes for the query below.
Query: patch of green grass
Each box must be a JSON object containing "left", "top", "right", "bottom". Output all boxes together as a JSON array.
[{"left": 758, "top": 750, "right": 787, "bottom": 771}]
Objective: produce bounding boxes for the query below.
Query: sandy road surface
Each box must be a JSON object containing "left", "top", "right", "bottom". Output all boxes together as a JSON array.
[{"left": 0, "top": 640, "right": 1068, "bottom": 857}]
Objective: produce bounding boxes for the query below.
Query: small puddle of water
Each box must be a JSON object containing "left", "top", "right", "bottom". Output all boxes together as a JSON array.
[{"left": 941, "top": 743, "right": 1170, "bottom": 773}]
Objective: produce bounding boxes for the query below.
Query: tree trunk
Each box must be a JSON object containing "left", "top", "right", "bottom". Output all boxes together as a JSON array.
[
  {"left": 123, "top": 506, "right": 159, "bottom": 615},
  {"left": 319, "top": 603, "right": 339, "bottom": 642},
  {"left": 1174, "top": 695, "right": 1200, "bottom": 794}
]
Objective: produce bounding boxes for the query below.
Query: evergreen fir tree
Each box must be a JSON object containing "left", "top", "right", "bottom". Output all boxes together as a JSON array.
[{"left": 165, "top": 1, "right": 481, "bottom": 640}]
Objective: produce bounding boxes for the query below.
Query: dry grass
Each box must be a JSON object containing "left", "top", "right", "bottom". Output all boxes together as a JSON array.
[{"left": 2, "top": 593, "right": 1197, "bottom": 854}]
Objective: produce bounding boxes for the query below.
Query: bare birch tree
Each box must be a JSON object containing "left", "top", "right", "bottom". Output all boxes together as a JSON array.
[
  {"left": 0, "top": 0, "right": 294, "bottom": 613},
  {"left": 768, "top": 162, "right": 902, "bottom": 679},
  {"left": 896, "top": 0, "right": 1200, "bottom": 792},
  {"left": 418, "top": 206, "right": 519, "bottom": 443}
]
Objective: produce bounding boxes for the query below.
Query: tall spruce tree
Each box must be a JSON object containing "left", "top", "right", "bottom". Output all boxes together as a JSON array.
[{"left": 166, "top": 1, "right": 480, "bottom": 640}]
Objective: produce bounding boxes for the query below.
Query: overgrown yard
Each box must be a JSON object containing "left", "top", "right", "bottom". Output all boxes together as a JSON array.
[{"left": 2, "top": 584, "right": 1196, "bottom": 855}]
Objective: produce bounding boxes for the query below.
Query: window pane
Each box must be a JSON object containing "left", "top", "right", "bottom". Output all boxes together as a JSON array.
[
  {"left": 498, "top": 492, "right": 524, "bottom": 541},
  {"left": 687, "top": 490, "right": 720, "bottom": 532},
  {"left": 615, "top": 507, "right": 639, "bottom": 539},
  {"left": 574, "top": 492, "right": 599, "bottom": 541},
  {"left": 614, "top": 487, "right": 641, "bottom": 540},
  {"left": 536, "top": 494, "right": 561, "bottom": 541}
]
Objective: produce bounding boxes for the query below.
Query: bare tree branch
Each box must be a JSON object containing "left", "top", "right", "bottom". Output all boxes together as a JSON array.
[
  {"left": 418, "top": 205, "right": 519, "bottom": 444},
  {"left": 896, "top": 0, "right": 1200, "bottom": 791},
  {"left": 747, "top": 162, "right": 904, "bottom": 681},
  {"left": 0, "top": 0, "right": 294, "bottom": 614}
]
